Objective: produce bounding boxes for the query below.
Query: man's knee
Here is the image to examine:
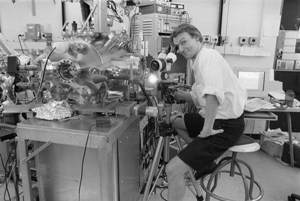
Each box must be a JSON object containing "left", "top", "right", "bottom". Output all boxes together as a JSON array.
[
  {"left": 165, "top": 161, "right": 174, "bottom": 177},
  {"left": 172, "top": 116, "right": 185, "bottom": 130},
  {"left": 165, "top": 157, "right": 188, "bottom": 178}
]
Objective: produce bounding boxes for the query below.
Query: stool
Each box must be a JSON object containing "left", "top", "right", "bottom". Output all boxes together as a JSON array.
[{"left": 199, "top": 135, "right": 264, "bottom": 201}]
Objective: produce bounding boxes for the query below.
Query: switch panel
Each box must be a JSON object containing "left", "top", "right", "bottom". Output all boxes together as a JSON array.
[
  {"left": 239, "top": 37, "right": 249, "bottom": 45},
  {"left": 249, "top": 37, "right": 258, "bottom": 45}
]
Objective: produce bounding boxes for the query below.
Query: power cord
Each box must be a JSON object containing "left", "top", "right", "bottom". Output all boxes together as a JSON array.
[
  {"left": 25, "top": 46, "right": 56, "bottom": 104},
  {"left": 17, "top": 35, "right": 24, "bottom": 55},
  {"left": 3, "top": 147, "right": 15, "bottom": 201},
  {"left": 159, "top": 187, "right": 168, "bottom": 201},
  {"left": 0, "top": 153, "right": 7, "bottom": 189},
  {"left": 78, "top": 124, "right": 95, "bottom": 201}
]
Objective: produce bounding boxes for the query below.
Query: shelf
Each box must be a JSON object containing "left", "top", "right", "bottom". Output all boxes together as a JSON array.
[
  {"left": 274, "top": 69, "right": 300, "bottom": 72},
  {"left": 244, "top": 111, "right": 278, "bottom": 121}
]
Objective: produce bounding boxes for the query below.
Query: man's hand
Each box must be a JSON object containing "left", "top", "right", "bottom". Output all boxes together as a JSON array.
[
  {"left": 198, "top": 129, "right": 224, "bottom": 138},
  {"left": 173, "top": 89, "right": 192, "bottom": 102},
  {"left": 199, "top": 108, "right": 205, "bottom": 117},
  {"left": 170, "top": 112, "right": 183, "bottom": 123}
]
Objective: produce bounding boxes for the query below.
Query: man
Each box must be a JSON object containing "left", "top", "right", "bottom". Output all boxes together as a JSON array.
[{"left": 165, "top": 23, "right": 247, "bottom": 201}]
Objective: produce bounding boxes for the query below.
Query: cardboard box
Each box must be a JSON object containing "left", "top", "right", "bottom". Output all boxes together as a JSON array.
[
  {"left": 260, "top": 131, "right": 290, "bottom": 157},
  {"left": 260, "top": 140, "right": 283, "bottom": 157}
]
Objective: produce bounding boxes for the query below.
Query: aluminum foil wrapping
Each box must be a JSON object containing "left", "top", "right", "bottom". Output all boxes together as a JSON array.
[{"left": 31, "top": 100, "right": 73, "bottom": 120}]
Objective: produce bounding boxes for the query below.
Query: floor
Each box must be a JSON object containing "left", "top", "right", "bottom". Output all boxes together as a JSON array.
[{"left": 1, "top": 138, "right": 300, "bottom": 201}]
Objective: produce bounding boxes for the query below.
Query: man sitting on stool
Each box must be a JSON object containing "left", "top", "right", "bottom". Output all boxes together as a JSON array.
[{"left": 166, "top": 23, "right": 247, "bottom": 201}]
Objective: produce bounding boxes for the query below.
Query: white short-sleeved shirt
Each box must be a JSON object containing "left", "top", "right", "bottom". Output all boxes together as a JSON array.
[{"left": 190, "top": 47, "right": 247, "bottom": 119}]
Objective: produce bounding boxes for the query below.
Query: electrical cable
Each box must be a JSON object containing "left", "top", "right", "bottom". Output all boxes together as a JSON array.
[
  {"left": 25, "top": 47, "right": 56, "bottom": 104},
  {"left": 17, "top": 36, "right": 24, "bottom": 55},
  {"left": 21, "top": 38, "right": 29, "bottom": 54},
  {"left": 0, "top": 153, "right": 7, "bottom": 189},
  {"left": 159, "top": 186, "right": 168, "bottom": 201},
  {"left": 11, "top": 131, "right": 19, "bottom": 201},
  {"left": 8, "top": 191, "right": 23, "bottom": 201},
  {"left": 3, "top": 147, "right": 14, "bottom": 201},
  {"left": 4, "top": 138, "right": 18, "bottom": 201},
  {"left": 138, "top": 81, "right": 153, "bottom": 106},
  {"left": 107, "top": 0, "right": 123, "bottom": 23},
  {"left": 4, "top": 157, "right": 17, "bottom": 201},
  {"left": 78, "top": 124, "right": 95, "bottom": 201}
]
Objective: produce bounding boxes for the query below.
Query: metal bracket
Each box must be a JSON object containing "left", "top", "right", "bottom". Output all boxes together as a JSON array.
[{"left": 21, "top": 141, "right": 52, "bottom": 164}]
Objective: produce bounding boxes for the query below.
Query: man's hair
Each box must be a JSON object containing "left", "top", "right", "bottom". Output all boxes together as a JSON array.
[{"left": 170, "top": 23, "right": 203, "bottom": 44}]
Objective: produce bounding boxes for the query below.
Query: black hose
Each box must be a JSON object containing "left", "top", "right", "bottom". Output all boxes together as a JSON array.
[{"left": 138, "top": 82, "right": 153, "bottom": 106}]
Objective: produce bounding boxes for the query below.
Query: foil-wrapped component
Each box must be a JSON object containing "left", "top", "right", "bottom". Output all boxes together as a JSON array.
[{"left": 31, "top": 100, "right": 73, "bottom": 120}]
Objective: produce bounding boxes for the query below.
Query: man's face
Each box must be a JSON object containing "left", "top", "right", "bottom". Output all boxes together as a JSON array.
[{"left": 173, "top": 32, "right": 199, "bottom": 59}]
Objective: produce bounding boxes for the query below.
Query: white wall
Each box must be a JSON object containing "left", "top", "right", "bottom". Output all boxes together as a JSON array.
[
  {"left": 172, "top": 0, "right": 283, "bottom": 70},
  {"left": 0, "top": 0, "right": 63, "bottom": 50},
  {"left": 0, "top": 0, "right": 283, "bottom": 70}
]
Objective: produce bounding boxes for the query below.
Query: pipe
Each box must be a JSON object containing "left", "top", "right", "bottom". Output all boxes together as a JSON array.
[{"left": 217, "top": 0, "right": 224, "bottom": 46}]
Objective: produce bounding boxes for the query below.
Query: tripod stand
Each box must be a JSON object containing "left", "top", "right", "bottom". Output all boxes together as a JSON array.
[{"left": 142, "top": 103, "right": 204, "bottom": 201}]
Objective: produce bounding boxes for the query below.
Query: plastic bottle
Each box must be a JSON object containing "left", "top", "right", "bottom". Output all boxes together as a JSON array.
[{"left": 285, "top": 89, "right": 295, "bottom": 107}]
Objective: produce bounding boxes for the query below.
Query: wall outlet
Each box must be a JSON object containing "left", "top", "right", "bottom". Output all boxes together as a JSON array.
[
  {"left": 211, "top": 36, "right": 218, "bottom": 44},
  {"left": 249, "top": 37, "right": 258, "bottom": 45},
  {"left": 18, "top": 33, "right": 26, "bottom": 39},
  {"left": 203, "top": 35, "right": 211, "bottom": 43},
  {"left": 239, "top": 36, "right": 249, "bottom": 45},
  {"left": 276, "top": 60, "right": 284, "bottom": 69}
]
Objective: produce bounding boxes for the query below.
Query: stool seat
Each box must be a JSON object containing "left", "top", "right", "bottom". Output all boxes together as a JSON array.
[{"left": 229, "top": 135, "right": 260, "bottom": 153}]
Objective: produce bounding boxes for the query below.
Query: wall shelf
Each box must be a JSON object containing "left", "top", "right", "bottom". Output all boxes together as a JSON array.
[{"left": 274, "top": 69, "right": 300, "bottom": 72}]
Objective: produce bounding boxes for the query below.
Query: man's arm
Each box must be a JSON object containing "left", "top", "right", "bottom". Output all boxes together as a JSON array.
[{"left": 199, "top": 94, "right": 224, "bottom": 138}]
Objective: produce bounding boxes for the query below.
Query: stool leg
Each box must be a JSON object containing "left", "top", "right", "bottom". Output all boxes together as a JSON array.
[
  {"left": 233, "top": 159, "right": 250, "bottom": 200},
  {"left": 173, "top": 136, "right": 204, "bottom": 200},
  {"left": 210, "top": 157, "right": 232, "bottom": 192},
  {"left": 236, "top": 159, "right": 264, "bottom": 200},
  {"left": 230, "top": 152, "right": 238, "bottom": 177},
  {"left": 203, "top": 159, "right": 232, "bottom": 201}
]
